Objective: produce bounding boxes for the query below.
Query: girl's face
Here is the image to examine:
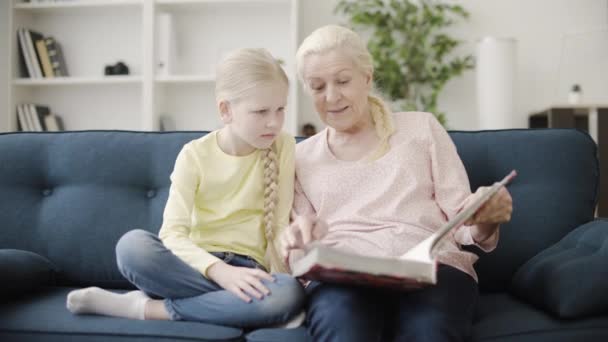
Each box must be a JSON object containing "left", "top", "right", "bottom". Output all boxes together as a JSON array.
[
  {"left": 301, "top": 49, "right": 372, "bottom": 133},
  {"left": 220, "top": 82, "right": 287, "bottom": 153}
]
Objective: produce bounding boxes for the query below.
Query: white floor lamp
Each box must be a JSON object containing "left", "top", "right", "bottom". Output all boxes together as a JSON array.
[{"left": 476, "top": 37, "right": 517, "bottom": 130}]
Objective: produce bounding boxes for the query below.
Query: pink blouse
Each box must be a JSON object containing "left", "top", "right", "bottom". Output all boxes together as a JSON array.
[{"left": 293, "top": 112, "right": 499, "bottom": 282}]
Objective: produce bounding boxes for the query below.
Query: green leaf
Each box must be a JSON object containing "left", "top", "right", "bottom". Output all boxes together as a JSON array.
[{"left": 335, "top": 0, "right": 474, "bottom": 127}]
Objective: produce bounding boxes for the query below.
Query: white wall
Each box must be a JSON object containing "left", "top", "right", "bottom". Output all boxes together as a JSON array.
[
  {"left": 298, "top": 0, "right": 608, "bottom": 130},
  {"left": 0, "top": 1, "right": 8, "bottom": 133},
  {"left": 1, "top": 1, "right": 606, "bottom": 132},
  {"left": 296, "top": 0, "right": 342, "bottom": 134}
]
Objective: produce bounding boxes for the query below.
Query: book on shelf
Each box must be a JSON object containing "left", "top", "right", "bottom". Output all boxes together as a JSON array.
[
  {"left": 15, "top": 104, "right": 63, "bottom": 132},
  {"left": 44, "top": 37, "right": 69, "bottom": 77},
  {"left": 32, "top": 104, "right": 52, "bottom": 131},
  {"left": 24, "top": 29, "right": 45, "bottom": 79},
  {"left": 36, "top": 39, "right": 54, "bottom": 78},
  {"left": 27, "top": 104, "right": 43, "bottom": 131},
  {"left": 17, "top": 28, "right": 34, "bottom": 78},
  {"left": 44, "top": 114, "right": 64, "bottom": 132},
  {"left": 16, "top": 104, "right": 37, "bottom": 131},
  {"left": 291, "top": 170, "right": 518, "bottom": 290},
  {"left": 16, "top": 29, "right": 29, "bottom": 78},
  {"left": 16, "top": 105, "right": 28, "bottom": 131},
  {"left": 16, "top": 27, "right": 69, "bottom": 79},
  {"left": 17, "top": 104, "right": 36, "bottom": 131}
]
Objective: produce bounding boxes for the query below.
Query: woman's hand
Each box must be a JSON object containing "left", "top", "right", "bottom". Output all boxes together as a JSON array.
[
  {"left": 463, "top": 185, "right": 513, "bottom": 242},
  {"left": 206, "top": 261, "right": 275, "bottom": 303},
  {"left": 279, "top": 214, "right": 328, "bottom": 265}
]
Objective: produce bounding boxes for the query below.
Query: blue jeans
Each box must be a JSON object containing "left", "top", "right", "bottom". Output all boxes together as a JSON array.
[
  {"left": 305, "top": 264, "right": 478, "bottom": 342},
  {"left": 115, "top": 229, "right": 305, "bottom": 328}
]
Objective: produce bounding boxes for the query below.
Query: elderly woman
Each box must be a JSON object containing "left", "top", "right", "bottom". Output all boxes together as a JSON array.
[{"left": 280, "top": 25, "right": 513, "bottom": 342}]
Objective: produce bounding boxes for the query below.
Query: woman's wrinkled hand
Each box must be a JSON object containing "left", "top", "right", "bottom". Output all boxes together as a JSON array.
[
  {"left": 464, "top": 185, "right": 513, "bottom": 226},
  {"left": 279, "top": 214, "right": 328, "bottom": 265},
  {"left": 463, "top": 185, "right": 513, "bottom": 242}
]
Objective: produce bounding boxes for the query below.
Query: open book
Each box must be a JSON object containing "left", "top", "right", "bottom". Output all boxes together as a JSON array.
[{"left": 291, "top": 170, "right": 517, "bottom": 290}]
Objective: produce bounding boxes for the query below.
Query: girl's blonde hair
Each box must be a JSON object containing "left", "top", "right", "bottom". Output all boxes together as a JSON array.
[
  {"left": 296, "top": 25, "right": 395, "bottom": 160},
  {"left": 215, "top": 48, "right": 289, "bottom": 273}
]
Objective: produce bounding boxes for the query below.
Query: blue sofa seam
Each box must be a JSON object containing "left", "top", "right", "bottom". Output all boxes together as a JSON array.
[
  {"left": 478, "top": 326, "right": 608, "bottom": 341},
  {"left": 0, "top": 329, "right": 244, "bottom": 342},
  {"left": 0, "top": 130, "right": 212, "bottom": 136}
]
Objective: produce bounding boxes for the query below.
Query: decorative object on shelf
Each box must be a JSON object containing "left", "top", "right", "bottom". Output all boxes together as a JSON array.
[
  {"left": 476, "top": 37, "right": 517, "bottom": 130},
  {"left": 555, "top": 29, "right": 608, "bottom": 108},
  {"left": 104, "top": 61, "right": 130, "bottom": 76},
  {"left": 159, "top": 115, "right": 176, "bottom": 132},
  {"left": 335, "top": 0, "right": 474, "bottom": 126},
  {"left": 301, "top": 123, "right": 317, "bottom": 137},
  {"left": 568, "top": 84, "right": 583, "bottom": 105}
]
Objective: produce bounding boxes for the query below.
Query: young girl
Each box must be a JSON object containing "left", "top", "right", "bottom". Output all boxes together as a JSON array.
[{"left": 66, "top": 48, "right": 305, "bottom": 328}]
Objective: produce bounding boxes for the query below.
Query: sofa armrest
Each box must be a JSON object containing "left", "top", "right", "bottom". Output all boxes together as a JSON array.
[
  {"left": 510, "top": 219, "right": 608, "bottom": 318},
  {"left": 0, "top": 249, "right": 59, "bottom": 297}
]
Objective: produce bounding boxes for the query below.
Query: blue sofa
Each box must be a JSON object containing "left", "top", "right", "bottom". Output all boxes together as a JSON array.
[{"left": 1, "top": 129, "right": 607, "bottom": 342}]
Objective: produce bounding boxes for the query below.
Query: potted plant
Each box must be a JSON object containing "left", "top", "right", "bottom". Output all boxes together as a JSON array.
[{"left": 335, "top": 0, "right": 474, "bottom": 126}]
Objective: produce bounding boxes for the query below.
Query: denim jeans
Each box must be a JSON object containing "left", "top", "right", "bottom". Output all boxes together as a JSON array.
[
  {"left": 115, "top": 229, "right": 305, "bottom": 328},
  {"left": 305, "top": 264, "right": 478, "bottom": 342}
]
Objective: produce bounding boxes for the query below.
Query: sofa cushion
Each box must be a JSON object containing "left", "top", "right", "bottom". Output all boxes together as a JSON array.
[
  {"left": 510, "top": 219, "right": 608, "bottom": 318},
  {"left": 0, "top": 287, "right": 243, "bottom": 342},
  {"left": 451, "top": 129, "right": 598, "bottom": 292},
  {"left": 473, "top": 293, "right": 608, "bottom": 342},
  {"left": 0, "top": 249, "right": 58, "bottom": 297}
]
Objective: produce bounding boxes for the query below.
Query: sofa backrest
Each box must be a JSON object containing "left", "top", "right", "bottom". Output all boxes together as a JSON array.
[
  {"left": 0, "top": 129, "right": 598, "bottom": 291},
  {"left": 450, "top": 128, "right": 597, "bottom": 292},
  {"left": 0, "top": 131, "right": 203, "bottom": 288}
]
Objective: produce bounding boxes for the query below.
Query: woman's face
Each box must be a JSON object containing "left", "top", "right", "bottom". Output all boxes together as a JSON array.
[{"left": 301, "top": 49, "right": 372, "bottom": 133}]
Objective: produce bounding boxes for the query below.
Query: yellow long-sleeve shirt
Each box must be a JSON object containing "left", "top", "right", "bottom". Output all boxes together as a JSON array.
[{"left": 159, "top": 130, "right": 295, "bottom": 277}]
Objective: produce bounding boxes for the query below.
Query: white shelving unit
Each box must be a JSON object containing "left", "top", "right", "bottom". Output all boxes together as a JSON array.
[{"left": 6, "top": 0, "right": 300, "bottom": 134}]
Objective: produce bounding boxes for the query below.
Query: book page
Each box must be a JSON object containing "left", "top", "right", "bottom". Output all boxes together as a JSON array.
[{"left": 401, "top": 170, "right": 517, "bottom": 262}]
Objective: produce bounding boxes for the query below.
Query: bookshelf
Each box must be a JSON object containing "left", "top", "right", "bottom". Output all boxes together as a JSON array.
[{"left": 6, "top": 0, "right": 300, "bottom": 134}]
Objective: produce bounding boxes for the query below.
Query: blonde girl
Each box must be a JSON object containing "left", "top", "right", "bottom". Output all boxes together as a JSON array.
[{"left": 66, "top": 48, "right": 304, "bottom": 328}]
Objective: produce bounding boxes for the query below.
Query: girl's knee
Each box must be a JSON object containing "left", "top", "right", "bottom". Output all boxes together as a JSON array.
[
  {"left": 257, "top": 274, "right": 305, "bottom": 315},
  {"left": 270, "top": 274, "right": 304, "bottom": 299},
  {"left": 115, "top": 229, "right": 156, "bottom": 271}
]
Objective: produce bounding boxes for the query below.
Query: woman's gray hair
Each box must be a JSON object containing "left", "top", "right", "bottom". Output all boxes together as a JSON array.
[{"left": 296, "top": 25, "right": 395, "bottom": 160}]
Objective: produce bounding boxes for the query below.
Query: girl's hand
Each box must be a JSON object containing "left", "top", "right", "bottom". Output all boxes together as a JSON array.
[
  {"left": 279, "top": 214, "right": 328, "bottom": 265},
  {"left": 206, "top": 261, "right": 275, "bottom": 303}
]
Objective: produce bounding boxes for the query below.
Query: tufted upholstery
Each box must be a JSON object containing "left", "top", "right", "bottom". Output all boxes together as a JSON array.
[
  {"left": 0, "top": 131, "right": 204, "bottom": 288},
  {"left": 1, "top": 129, "right": 606, "bottom": 342}
]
